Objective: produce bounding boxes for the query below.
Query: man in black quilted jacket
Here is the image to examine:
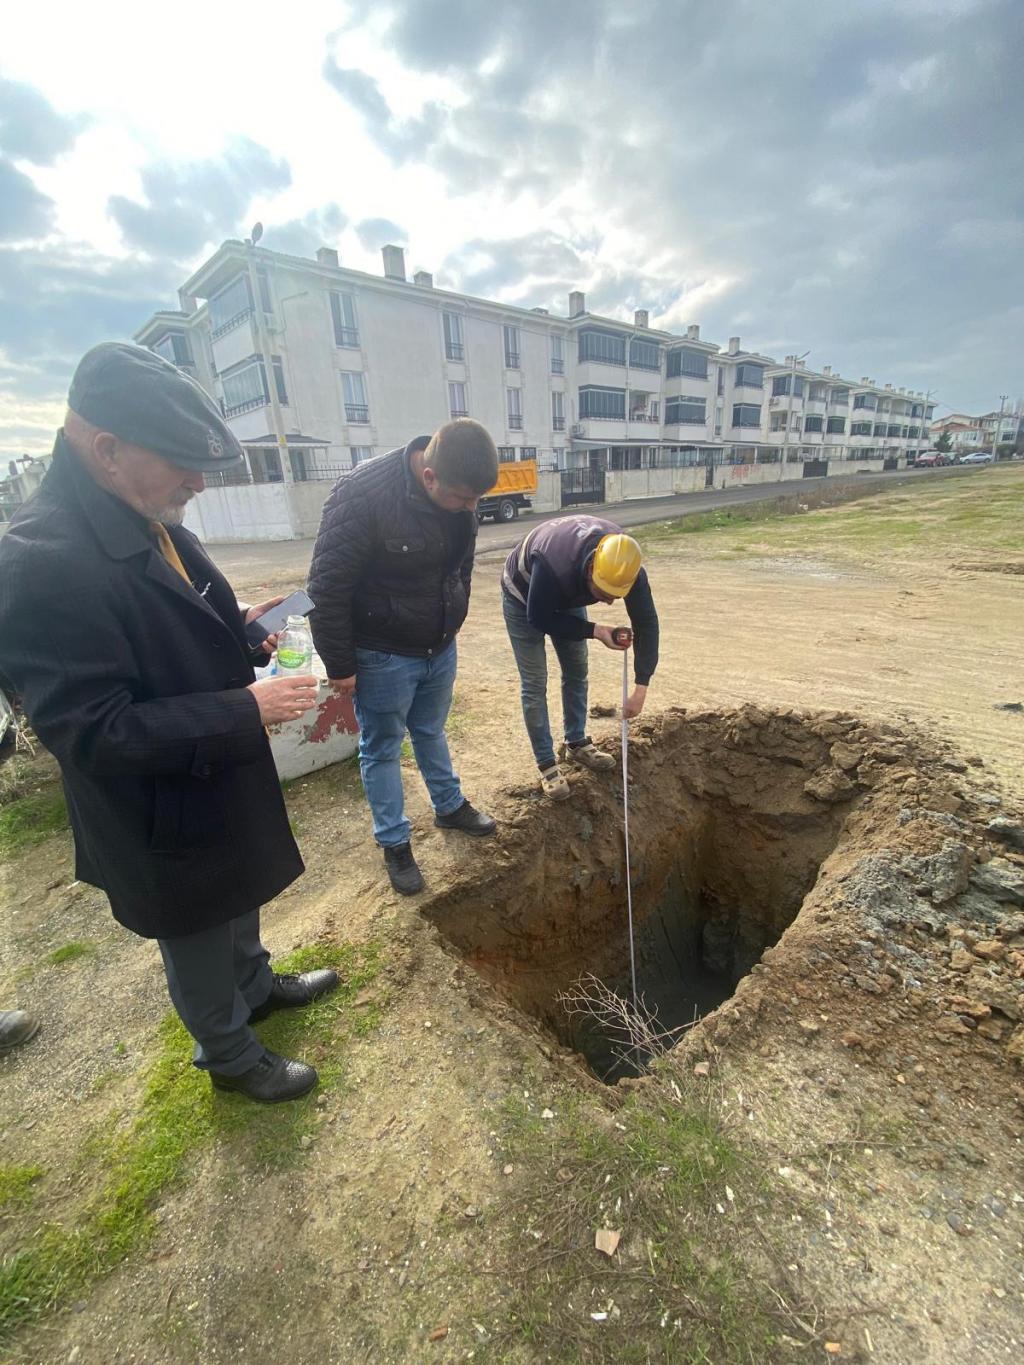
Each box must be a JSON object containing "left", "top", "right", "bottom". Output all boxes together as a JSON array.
[{"left": 307, "top": 420, "right": 499, "bottom": 894}]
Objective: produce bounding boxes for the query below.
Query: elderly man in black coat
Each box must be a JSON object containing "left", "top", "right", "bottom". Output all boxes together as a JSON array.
[{"left": 0, "top": 343, "right": 338, "bottom": 1103}]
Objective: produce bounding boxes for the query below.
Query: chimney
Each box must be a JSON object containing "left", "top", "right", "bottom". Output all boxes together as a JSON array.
[
  {"left": 382, "top": 245, "right": 406, "bottom": 280},
  {"left": 634, "top": 308, "right": 649, "bottom": 328},
  {"left": 177, "top": 289, "right": 197, "bottom": 315},
  {"left": 413, "top": 270, "right": 433, "bottom": 288},
  {"left": 784, "top": 354, "right": 795, "bottom": 366},
  {"left": 316, "top": 246, "right": 339, "bottom": 267},
  {"left": 728, "top": 336, "right": 740, "bottom": 354},
  {"left": 823, "top": 365, "right": 832, "bottom": 376},
  {"left": 531, "top": 307, "right": 549, "bottom": 315},
  {"left": 885, "top": 383, "right": 893, "bottom": 391},
  {"left": 569, "top": 290, "right": 585, "bottom": 317},
  {"left": 861, "top": 376, "right": 869, "bottom": 384},
  {"left": 686, "top": 324, "right": 700, "bottom": 340}
]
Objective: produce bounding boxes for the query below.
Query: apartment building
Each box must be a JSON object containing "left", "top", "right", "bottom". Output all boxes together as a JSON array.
[
  {"left": 133, "top": 239, "right": 934, "bottom": 488},
  {"left": 931, "top": 407, "right": 1021, "bottom": 454}
]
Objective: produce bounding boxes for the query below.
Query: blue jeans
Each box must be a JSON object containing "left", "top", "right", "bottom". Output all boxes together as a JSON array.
[
  {"left": 158, "top": 908, "right": 273, "bottom": 1075},
  {"left": 502, "top": 591, "right": 589, "bottom": 770},
  {"left": 353, "top": 642, "right": 463, "bottom": 847}
]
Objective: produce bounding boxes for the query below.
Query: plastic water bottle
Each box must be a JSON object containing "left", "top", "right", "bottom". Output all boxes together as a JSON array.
[{"left": 276, "top": 614, "right": 313, "bottom": 673}]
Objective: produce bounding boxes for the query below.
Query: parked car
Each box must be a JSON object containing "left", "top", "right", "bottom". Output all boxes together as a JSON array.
[
  {"left": 914, "top": 451, "right": 945, "bottom": 467},
  {"left": 960, "top": 451, "right": 993, "bottom": 465}
]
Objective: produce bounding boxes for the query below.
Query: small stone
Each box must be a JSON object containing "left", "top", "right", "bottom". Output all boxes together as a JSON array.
[
  {"left": 503, "top": 1164, "right": 514, "bottom": 1176},
  {"left": 946, "top": 1212, "right": 973, "bottom": 1236},
  {"left": 970, "top": 859, "right": 1024, "bottom": 906},
  {"left": 824, "top": 1344, "right": 842, "bottom": 1356},
  {"left": 949, "top": 947, "right": 975, "bottom": 972},
  {"left": 972, "top": 939, "right": 1006, "bottom": 962},
  {"left": 540, "top": 1108, "right": 555, "bottom": 1120},
  {"left": 595, "top": 1227, "right": 621, "bottom": 1256},
  {"left": 977, "top": 1017, "right": 1006, "bottom": 1042},
  {"left": 830, "top": 741, "right": 863, "bottom": 772},
  {"left": 840, "top": 1030, "right": 866, "bottom": 1049},
  {"left": 693, "top": 1061, "right": 711, "bottom": 1078},
  {"left": 804, "top": 769, "right": 855, "bottom": 803},
  {"left": 935, "top": 1016, "right": 971, "bottom": 1036},
  {"left": 299, "top": 1134, "right": 313, "bottom": 1150},
  {"left": 1006, "top": 1026, "right": 1024, "bottom": 1064},
  {"left": 428, "top": 1325, "right": 449, "bottom": 1342},
  {"left": 986, "top": 818, "right": 1024, "bottom": 852},
  {"left": 798, "top": 1020, "right": 820, "bottom": 1036}
]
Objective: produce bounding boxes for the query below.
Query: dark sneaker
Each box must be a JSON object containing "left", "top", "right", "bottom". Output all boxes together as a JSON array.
[
  {"left": 434, "top": 799, "right": 497, "bottom": 837},
  {"left": 0, "top": 1010, "right": 39, "bottom": 1053},
  {"left": 249, "top": 969, "right": 340, "bottom": 1023},
  {"left": 210, "top": 1050, "right": 318, "bottom": 1103},
  {"left": 384, "top": 842, "right": 425, "bottom": 895}
]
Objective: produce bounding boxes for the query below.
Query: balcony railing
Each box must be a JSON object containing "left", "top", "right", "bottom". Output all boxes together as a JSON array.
[
  {"left": 550, "top": 358, "right": 564, "bottom": 374},
  {"left": 211, "top": 307, "right": 253, "bottom": 341},
  {"left": 336, "top": 327, "right": 360, "bottom": 348},
  {"left": 445, "top": 343, "right": 465, "bottom": 361},
  {"left": 552, "top": 417, "right": 565, "bottom": 430},
  {"left": 223, "top": 395, "right": 266, "bottom": 418},
  {"left": 345, "top": 404, "right": 370, "bottom": 423},
  {"left": 629, "top": 413, "right": 660, "bottom": 423},
  {"left": 450, "top": 407, "right": 469, "bottom": 418},
  {"left": 504, "top": 352, "right": 521, "bottom": 368},
  {"left": 508, "top": 414, "right": 523, "bottom": 429}
]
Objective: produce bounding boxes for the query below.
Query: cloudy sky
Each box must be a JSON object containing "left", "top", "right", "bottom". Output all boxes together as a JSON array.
[{"left": 1, "top": 0, "right": 1021, "bottom": 457}]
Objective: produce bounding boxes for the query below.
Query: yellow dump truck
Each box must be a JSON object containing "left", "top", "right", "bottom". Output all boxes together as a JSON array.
[{"left": 477, "top": 458, "right": 538, "bottom": 523}]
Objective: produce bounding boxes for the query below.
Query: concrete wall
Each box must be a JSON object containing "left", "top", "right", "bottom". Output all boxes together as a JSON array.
[
  {"left": 605, "top": 466, "right": 707, "bottom": 500},
  {"left": 827, "top": 458, "right": 886, "bottom": 476}
]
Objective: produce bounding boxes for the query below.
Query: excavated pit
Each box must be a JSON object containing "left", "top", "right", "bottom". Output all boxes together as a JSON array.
[{"left": 426, "top": 708, "right": 865, "bottom": 1081}]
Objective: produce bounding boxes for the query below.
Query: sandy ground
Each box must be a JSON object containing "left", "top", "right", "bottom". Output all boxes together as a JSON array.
[{"left": 2, "top": 466, "right": 1022, "bottom": 1364}]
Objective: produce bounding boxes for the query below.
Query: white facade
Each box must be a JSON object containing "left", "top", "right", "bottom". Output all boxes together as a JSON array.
[{"left": 133, "top": 240, "right": 936, "bottom": 490}]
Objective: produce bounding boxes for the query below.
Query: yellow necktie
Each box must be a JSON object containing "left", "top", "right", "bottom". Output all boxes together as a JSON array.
[{"left": 150, "top": 522, "right": 192, "bottom": 587}]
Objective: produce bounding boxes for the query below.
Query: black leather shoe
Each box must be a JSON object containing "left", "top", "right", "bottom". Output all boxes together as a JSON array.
[
  {"left": 434, "top": 799, "right": 497, "bottom": 837},
  {"left": 0, "top": 1010, "right": 39, "bottom": 1053},
  {"left": 210, "top": 1050, "right": 318, "bottom": 1103},
  {"left": 383, "top": 842, "right": 425, "bottom": 895},
  {"left": 249, "top": 969, "right": 340, "bottom": 1023}
]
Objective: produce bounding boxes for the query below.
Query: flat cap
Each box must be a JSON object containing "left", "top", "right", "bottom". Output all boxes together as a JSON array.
[{"left": 68, "top": 342, "right": 243, "bottom": 471}]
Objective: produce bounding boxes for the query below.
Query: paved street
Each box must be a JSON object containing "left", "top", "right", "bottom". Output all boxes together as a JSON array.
[{"left": 207, "top": 463, "right": 978, "bottom": 584}]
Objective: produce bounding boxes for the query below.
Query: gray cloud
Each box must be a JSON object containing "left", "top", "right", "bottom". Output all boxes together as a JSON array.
[
  {"left": 261, "top": 203, "right": 349, "bottom": 257},
  {"left": 340, "top": 0, "right": 1024, "bottom": 407},
  {"left": 355, "top": 216, "right": 407, "bottom": 250},
  {"left": 0, "top": 160, "right": 54, "bottom": 241},
  {"left": 108, "top": 138, "right": 292, "bottom": 257},
  {"left": 0, "top": 77, "right": 86, "bottom": 164}
]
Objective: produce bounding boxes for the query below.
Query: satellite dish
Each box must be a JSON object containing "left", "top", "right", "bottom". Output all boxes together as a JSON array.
[{"left": 250, "top": 222, "right": 264, "bottom": 246}]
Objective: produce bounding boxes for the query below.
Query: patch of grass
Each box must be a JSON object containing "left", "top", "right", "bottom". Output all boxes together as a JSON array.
[
  {"left": 0, "top": 788, "right": 68, "bottom": 860},
  {"left": 0, "top": 939, "right": 384, "bottom": 1344},
  {"left": 43, "top": 941, "right": 95, "bottom": 968},
  {"left": 0, "top": 1166, "right": 44, "bottom": 1212},
  {"left": 483, "top": 1078, "right": 804, "bottom": 1363}
]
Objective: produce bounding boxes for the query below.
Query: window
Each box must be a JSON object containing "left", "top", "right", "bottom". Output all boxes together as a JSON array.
[
  {"left": 552, "top": 391, "right": 565, "bottom": 430},
  {"left": 909, "top": 425, "right": 920, "bottom": 438},
  {"left": 827, "top": 416, "right": 846, "bottom": 434},
  {"left": 809, "top": 383, "right": 827, "bottom": 401},
  {"left": 629, "top": 338, "right": 660, "bottom": 371},
  {"left": 152, "top": 332, "right": 193, "bottom": 366},
  {"left": 667, "top": 348, "right": 708, "bottom": 380},
  {"left": 734, "top": 364, "right": 764, "bottom": 389},
  {"left": 342, "top": 372, "right": 369, "bottom": 423},
  {"left": 443, "top": 311, "right": 464, "bottom": 361},
  {"left": 503, "top": 325, "right": 520, "bottom": 368},
  {"left": 330, "top": 291, "right": 359, "bottom": 347},
  {"left": 448, "top": 381, "right": 468, "bottom": 417},
  {"left": 579, "top": 385, "right": 626, "bottom": 420},
  {"left": 888, "top": 424, "right": 901, "bottom": 438},
  {"left": 255, "top": 269, "right": 273, "bottom": 313},
  {"left": 551, "top": 335, "right": 565, "bottom": 374},
  {"left": 911, "top": 404, "right": 923, "bottom": 418},
  {"left": 665, "top": 396, "right": 706, "bottom": 425},
  {"left": 649, "top": 399, "right": 659, "bottom": 421},
  {"left": 851, "top": 421, "right": 872, "bottom": 436},
  {"left": 853, "top": 393, "right": 877, "bottom": 410},
  {"left": 831, "top": 388, "right": 849, "bottom": 406},
  {"left": 552, "top": 447, "right": 565, "bottom": 466},
  {"left": 220, "top": 357, "right": 266, "bottom": 417},
  {"left": 507, "top": 387, "right": 522, "bottom": 429},
  {"left": 732, "top": 403, "right": 761, "bottom": 428},
  {"left": 803, "top": 415, "right": 824, "bottom": 433},
  {"left": 772, "top": 375, "right": 804, "bottom": 397},
  {"left": 520, "top": 447, "right": 537, "bottom": 461},
  {"left": 209, "top": 275, "right": 252, "bottom": 338},
  {"left": 873, "top": 423, "right": 888, "bottom": 437},
  {"left": 271, "top": 355, "right": 288, "bottom": 405},
  {"left": 351, "top": 446, "right": 373, "bottom": 465},
  {"left": 497, "top": 445, "right": 516, "bottom": 463},
  {"left": 578, "top": 329, "right": 626, "bottom": 366},
  {"left": 769, "top": 411, "right": 789, "bottom": 432},
  {"left": 717, "top": 367, "right": 724, "bottom": 395}
]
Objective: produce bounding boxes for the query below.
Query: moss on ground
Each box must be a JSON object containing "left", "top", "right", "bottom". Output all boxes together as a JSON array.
[
  {"left": 0, "top": 787, "right": 69, "bottom": 860},
  {"left": 0, "top": 940, "right": 383, "bottom": 1345}
]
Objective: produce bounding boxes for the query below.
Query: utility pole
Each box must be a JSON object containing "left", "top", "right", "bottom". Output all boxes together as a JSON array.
[
  {"left": 992, "top": 394, "right": 1008, "bottom": 458},
  {"left": 780, "top": 350, "right": 808, "bottom": 479}
]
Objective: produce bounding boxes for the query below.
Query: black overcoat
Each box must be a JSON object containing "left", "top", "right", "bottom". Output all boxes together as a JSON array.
[{"left": 0, "top": 437, "right": 303, "bottom": 937}]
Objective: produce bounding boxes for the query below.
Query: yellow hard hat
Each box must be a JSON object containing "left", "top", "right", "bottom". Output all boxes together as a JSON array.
[{"left": 591, "top": 533, "right": 642, "bottom": 598}]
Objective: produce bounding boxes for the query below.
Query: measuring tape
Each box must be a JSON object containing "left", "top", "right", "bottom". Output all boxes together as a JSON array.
[{"left": 619, "top": 636, "right": 638, "bottom": 1013}]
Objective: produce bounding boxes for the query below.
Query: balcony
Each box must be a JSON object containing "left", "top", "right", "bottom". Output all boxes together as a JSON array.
[
  {"left": 224, "top": 395, "right": 266, "bottom": 419},
  {"left": 211, "top": 306, "right": 253, "bottom": 341},
  {"left": 508, "top": 415, "right": 523, "bottom": 430},
  {"left": 445, "top": 343, "right": 465, "bottom": 361},
  {"left": 551, "top": 358, "right": 564, "bottom": 374},
  {"left": 336, "top": 327, "right": 360, "bottom": 348},
  {"left": 345, "top": 405, "right": 370, "bottom": 423},
  {"left": 553, "top": 417, "right": 565, "bottom": 431},
  {"left": 505, "top": 352, "right": 521, "bottom": 369}
]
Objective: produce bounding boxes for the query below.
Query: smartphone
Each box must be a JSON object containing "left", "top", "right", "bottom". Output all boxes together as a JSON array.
[{"left": 245, "top": 589, "right": 315, "bottom": 647}]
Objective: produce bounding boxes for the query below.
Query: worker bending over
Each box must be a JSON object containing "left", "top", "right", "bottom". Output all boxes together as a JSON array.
[{"left": 502, "top": 514, "right": 659, "bottom": 800}]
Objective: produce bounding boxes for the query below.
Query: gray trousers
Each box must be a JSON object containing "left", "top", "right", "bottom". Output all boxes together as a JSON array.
[{"left": 157, "top": 908, "right": 274, "bottom": 1075}]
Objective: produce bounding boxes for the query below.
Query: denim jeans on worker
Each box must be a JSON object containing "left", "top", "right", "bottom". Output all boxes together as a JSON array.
[
  {"left": 353, "top": 641, "right": 463, "bottom": 847},
  {"left": 502, "top": 590, "right": 590, "bottom": 770}
]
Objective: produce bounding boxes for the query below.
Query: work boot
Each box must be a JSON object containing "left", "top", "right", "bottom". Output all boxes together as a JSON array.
[
  {"left": 566, "top": 740, "right": 616, "bottom": 772},
  {"left": 434, "top": 799, "right": 497, "bottom": 837},
  {"left": 249, "top": 969, "right": 340, "bottom": 1023},
  {"left": 210, "top": 1050, "right": 318, "bottom": 1104},
  {"left": 384, "top": 842, "right": 425, "bottom": 895},
  {"left": 0, "top": 1010, "right": 39, "bottom": 1053}
]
